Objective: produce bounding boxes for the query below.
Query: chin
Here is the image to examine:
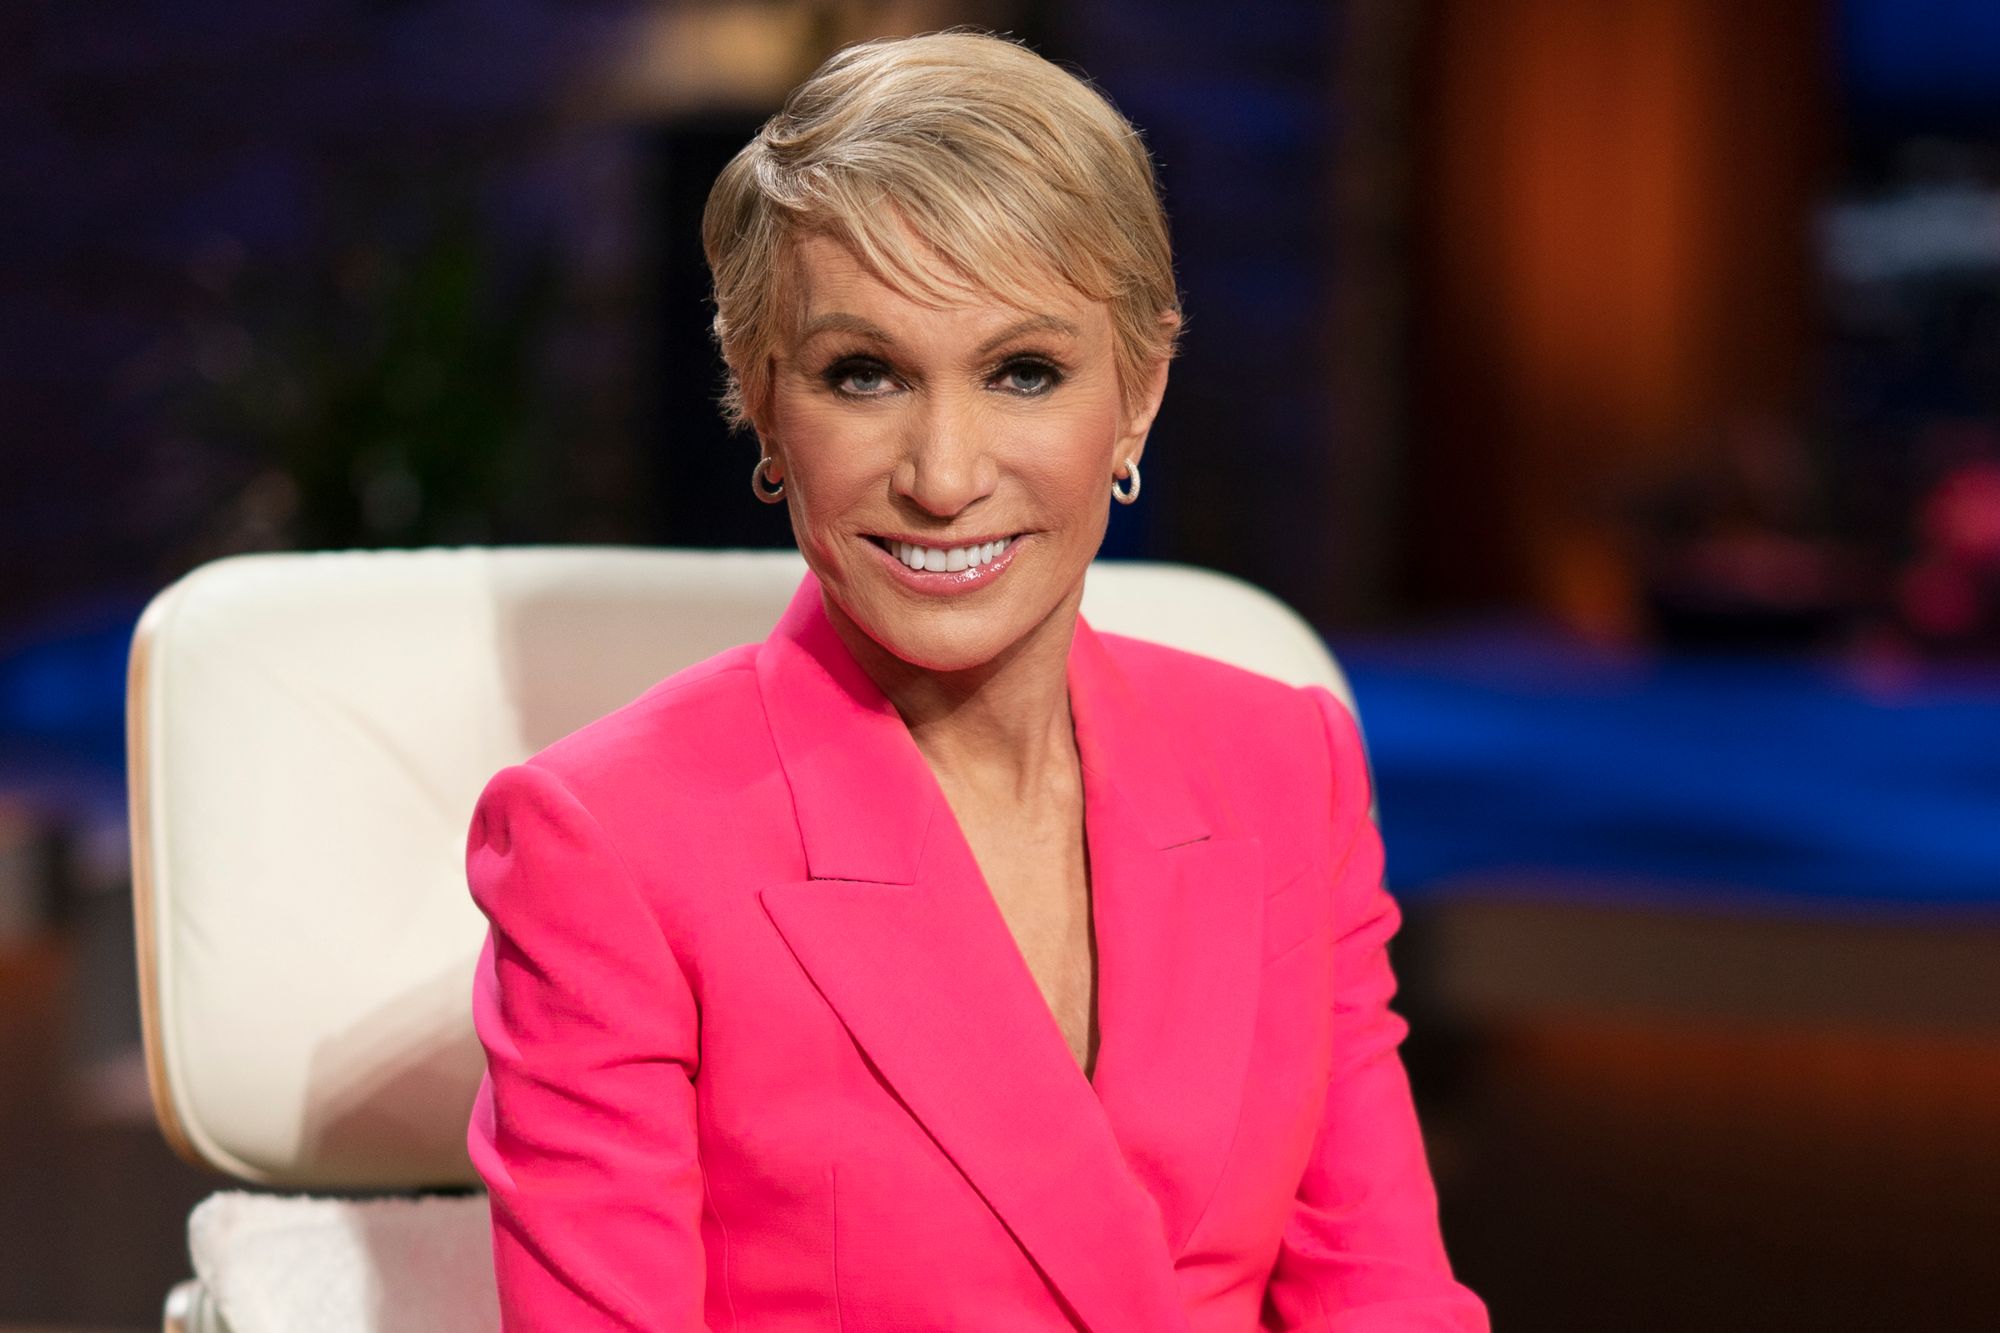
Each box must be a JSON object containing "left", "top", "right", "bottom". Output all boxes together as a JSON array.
[{"left": 857, "top": 598, "right": 1033, "bottom": 674}]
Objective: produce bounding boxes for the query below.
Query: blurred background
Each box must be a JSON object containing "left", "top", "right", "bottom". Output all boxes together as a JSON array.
[{"left": 3, "top": 0, "right": 1998, "bottom": 1328}]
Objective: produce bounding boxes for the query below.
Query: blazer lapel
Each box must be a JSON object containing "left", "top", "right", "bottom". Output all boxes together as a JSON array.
[
  {"left": 754, "top": 575, "right": 1261, "bottom": 1330},
  {"left": 1066, "top": 616, "right": 1266, "bottom": 1259}
]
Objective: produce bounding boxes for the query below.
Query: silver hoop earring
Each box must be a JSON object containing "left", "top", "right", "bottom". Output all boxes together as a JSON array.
[
  {"left": 1111, "top": 459, "right": 1141, "bottom": 505},
  {"left": 752, "top": 455, "right": 785, "bottom": 503}
]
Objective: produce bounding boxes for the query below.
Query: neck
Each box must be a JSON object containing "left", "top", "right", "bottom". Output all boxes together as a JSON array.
[{"left": 824, "top": 586, "right": 1084, "bottom": 802}]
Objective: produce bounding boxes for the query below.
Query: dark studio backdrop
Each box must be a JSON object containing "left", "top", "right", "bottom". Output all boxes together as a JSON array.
[{"left": 2, "top": 1, "right": 1999, "bottom": 1329}]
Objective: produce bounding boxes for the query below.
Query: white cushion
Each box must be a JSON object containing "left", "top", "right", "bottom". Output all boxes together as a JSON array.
[
  {"left": 188, "top": 1190, "right": 496, "bottom": 1333},
  {"left": 130, "top": 547, "right": 1351, "bottom": 1188}
]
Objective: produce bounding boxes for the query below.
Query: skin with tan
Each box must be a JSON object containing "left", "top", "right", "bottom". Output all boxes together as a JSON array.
[{"left": 752, "top": 231, "right": 1172, "bottom": 1079}]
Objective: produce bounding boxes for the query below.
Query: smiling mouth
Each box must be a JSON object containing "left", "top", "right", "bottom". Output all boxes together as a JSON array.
[{"left": 864, "top": 533, "right": 1023, "bottom": 573}]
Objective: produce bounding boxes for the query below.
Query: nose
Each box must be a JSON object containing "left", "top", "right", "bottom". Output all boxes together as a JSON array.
[{"left": 893, "top": 395, "right": 998, "bottom": 518}]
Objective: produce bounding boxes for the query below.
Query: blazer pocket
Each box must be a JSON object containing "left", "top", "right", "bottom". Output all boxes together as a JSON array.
[{"left": 1261, "top": 866, "right": 1330, "bottom": 966}]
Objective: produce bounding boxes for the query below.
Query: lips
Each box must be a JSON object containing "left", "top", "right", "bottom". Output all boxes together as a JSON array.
[{"left": 863, "top": 531, "right": 1027, "bottom": 593}]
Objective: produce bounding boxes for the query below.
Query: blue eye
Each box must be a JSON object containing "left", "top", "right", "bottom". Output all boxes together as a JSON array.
[
  {"left": 824, "top": 358, "right": 896, "bottom": 397},
  {"left": 996, "top": 358, "right": 1062, "bottom": 396}
]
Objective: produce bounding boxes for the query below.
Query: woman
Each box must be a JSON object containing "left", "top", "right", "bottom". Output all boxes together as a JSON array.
[{"left": 466, "top": 30, "right": 1488, "bottom": 1332}]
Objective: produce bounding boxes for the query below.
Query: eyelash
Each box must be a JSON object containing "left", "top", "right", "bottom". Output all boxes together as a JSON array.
[{"left": 819, "top": 353, "right": 1066, "bottom": 400}]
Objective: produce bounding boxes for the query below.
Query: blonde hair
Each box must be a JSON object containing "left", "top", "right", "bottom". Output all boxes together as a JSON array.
[{"left": 701, "top": 29, "right": 1181, "bottom": 431}]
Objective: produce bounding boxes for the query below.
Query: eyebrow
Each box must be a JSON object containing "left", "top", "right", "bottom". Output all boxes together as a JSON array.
[
  {"left": 795, "top": 312, "right": 1082, "bottom": 356},
  {"left": 976, "top": 314, "right": 1081, "bottom": 356},
  {"left": 798, "top": 313, "right": 893, "bottom": 344}
]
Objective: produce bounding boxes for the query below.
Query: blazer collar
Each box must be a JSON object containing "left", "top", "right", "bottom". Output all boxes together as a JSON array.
[
  {"left": 754, "top": 571, "right": 1214, "bottom": 882},
  {"left": 754, "top": 573, "right": 1262, "bottom": 1332}
]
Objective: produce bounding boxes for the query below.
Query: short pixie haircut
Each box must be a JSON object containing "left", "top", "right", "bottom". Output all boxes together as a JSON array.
[{"left": 701, "top": 30, "right": 1182, "bottom": 431}]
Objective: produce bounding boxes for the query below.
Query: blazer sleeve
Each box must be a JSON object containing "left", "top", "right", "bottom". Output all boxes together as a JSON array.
[
  {"left": 465, "top": 762, "right": 716, "bottom": 1332},
  {"left": 1259, "top": 689, "right": 1490, "bottom": 1332}
]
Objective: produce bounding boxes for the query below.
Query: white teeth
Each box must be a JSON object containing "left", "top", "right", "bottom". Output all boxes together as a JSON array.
[{"left": 885, "top": 536, "right": 1014, "bottom": 571}]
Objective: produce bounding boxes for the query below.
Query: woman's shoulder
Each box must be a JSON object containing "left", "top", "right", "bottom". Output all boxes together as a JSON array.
[
  {"left": 1093, "top": 631, "right": 1348, "bottom": 781},
  {"left": 512, "top": 640, "right": 778, "bottom": 818},
  {"left": 1096, "top": 632, "right": 1371, "bottom": 866}
]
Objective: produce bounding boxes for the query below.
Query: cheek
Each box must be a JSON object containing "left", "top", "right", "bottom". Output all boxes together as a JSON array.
[
  {"left": 788, "top": 468, "right": 862, "bottom": 551},
  {"left": 776, "top": 409, "right": 883, "bottom": 541},
  {"left": 1006, "top": 405, "right": 1120, "bottom": 520}
]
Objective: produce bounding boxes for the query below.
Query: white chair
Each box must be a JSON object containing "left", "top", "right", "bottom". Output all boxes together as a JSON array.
[{"left": 127, "top": 546, "right": 1361, "bottom": 1333}]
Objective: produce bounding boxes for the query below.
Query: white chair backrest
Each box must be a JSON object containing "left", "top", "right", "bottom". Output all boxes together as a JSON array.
[{"left": 128, "top": 547, "right": 1354, "bottom": 1189}]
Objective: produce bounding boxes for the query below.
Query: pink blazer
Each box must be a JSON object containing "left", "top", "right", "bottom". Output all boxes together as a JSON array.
[{"left": 466, "top": 572, "right": 1488, "bottom": 1332}]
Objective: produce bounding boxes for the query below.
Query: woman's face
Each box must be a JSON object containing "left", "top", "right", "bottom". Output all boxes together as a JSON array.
[{"left": 757, "top": 232, "right": 1168, "bottom": 674}]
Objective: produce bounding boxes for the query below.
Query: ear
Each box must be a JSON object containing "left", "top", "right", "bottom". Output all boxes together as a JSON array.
[
  {"left": 746, "top": 357, "right": 783, "bottom": 475},
  {"left": 1115, "top": 325, "right": 1177, "bottom": 470}
]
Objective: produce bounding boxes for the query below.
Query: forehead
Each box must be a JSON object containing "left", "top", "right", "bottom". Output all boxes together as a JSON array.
[{"left": 784, "top": 231, "right": 1106, "bottom": 341}]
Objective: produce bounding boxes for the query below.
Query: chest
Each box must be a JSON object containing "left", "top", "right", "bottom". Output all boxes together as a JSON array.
[
  {"left": 702, "top": 818, "right": 1330, "bottom": 1331},
  {"left": 954, "top": 804, "right": 1099, "bottom": 1080}
]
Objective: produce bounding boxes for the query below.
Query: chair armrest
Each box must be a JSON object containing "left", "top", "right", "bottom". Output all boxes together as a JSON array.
[{"left": 166, "top": 1277, "right": 231, "bottom": 1333}]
